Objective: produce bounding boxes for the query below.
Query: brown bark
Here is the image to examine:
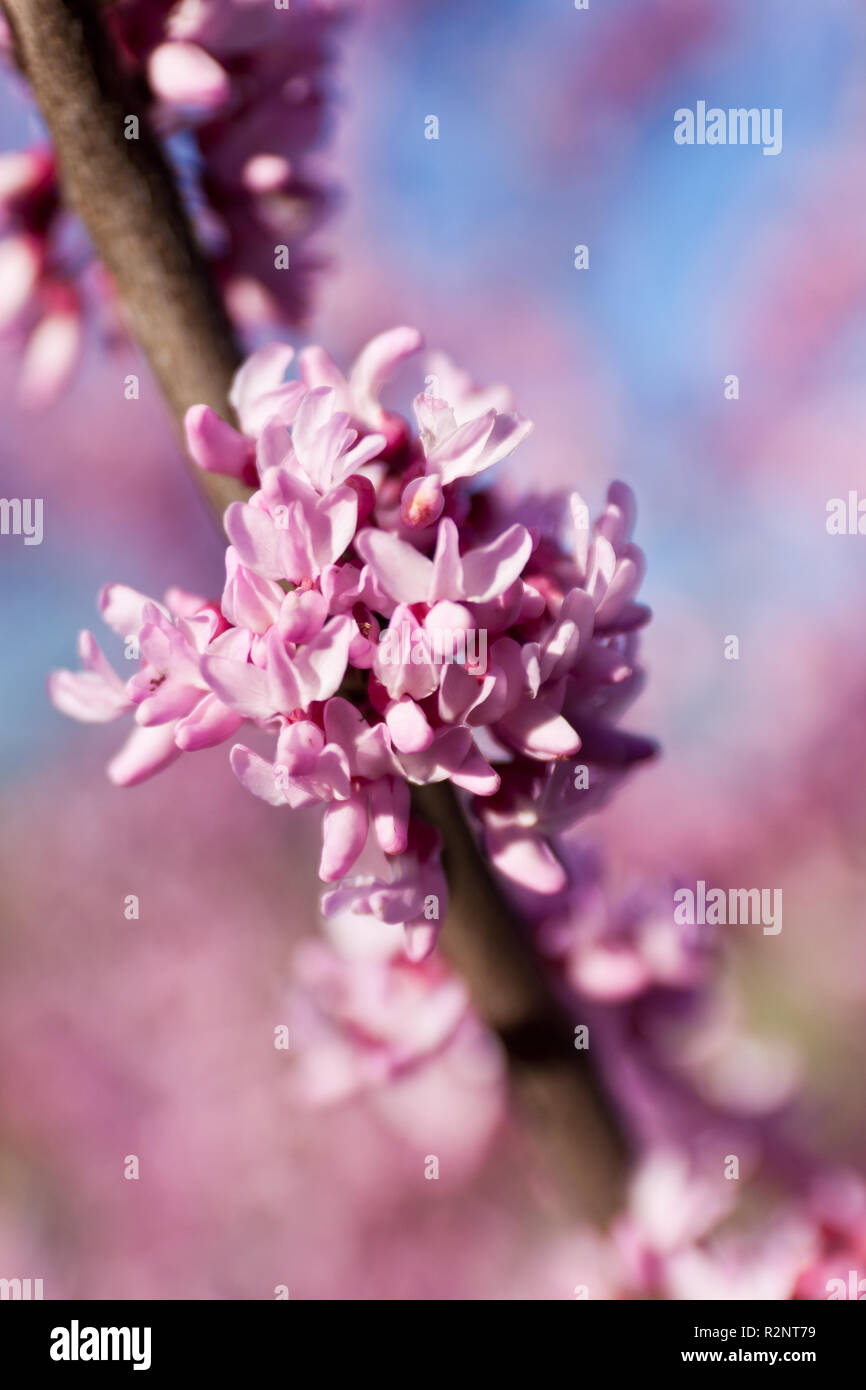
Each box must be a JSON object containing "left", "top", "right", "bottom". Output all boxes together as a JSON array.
[{"left": 415, "top": 784, "right": 629, "bottom": 1223}]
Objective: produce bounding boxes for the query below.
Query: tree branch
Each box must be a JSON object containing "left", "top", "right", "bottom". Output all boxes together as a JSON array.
[
  {"left": 5, "top": 0, "right": 630, "bottom": 1223},
  {"left": 415, "top": 784, "right": 629, "bottom": 1223}
]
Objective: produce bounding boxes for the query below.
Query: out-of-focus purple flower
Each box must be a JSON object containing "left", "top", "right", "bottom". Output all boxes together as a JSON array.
[
  {"left": 792, "top": 1174, "right": 866, "bottom": 1301},
  {"left": 289, "top": 885, "right": 505, "bottom": 1164},
  {"left": 0, "top": 0, "right": 343, "bottom": 404},
  {"left": 549, "top": 876, "right": 712, "bottom": 1003}
]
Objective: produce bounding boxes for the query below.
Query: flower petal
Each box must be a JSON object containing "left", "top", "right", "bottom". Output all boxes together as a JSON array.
[
  {"left": 174, "top": 693, "right": 243, "bottom": 751},
  {"left": 319, "top": 794, "right": 370, "bottom": 881},
  {"left": 107, "top": 723, "right": 181, "bottom": 787},
  {"left": 229, "top": 342, "right": 295, "bottom": 434},
  {"left": 147, "top": 41, "right": 230, "bottom": 109},
  {"left": 370, "top": 776, "right": 410, "bottom": 855},
  {"left": 484, "top": 826, "right": 567, "bottom": 895},
  {"left": 185, "top": 404, "right": 254, "bottom": 479},
  {"left": 230, "top": 744, "right": 288, "bottom": 807},
  {"left": 200, "top": 653, "right": 273, "bottom": 719},
  {"left": 348, "top": 326, "right": 423, "bottom": 425},
  {"left": 461, "top": 525, "right": 532, "bottom": 602},
  {"left": 385, "top": 696, "right": 434, "bottom": 754},
  {"left": 354, "top": 528, "right": 434, "bottom": 604}
]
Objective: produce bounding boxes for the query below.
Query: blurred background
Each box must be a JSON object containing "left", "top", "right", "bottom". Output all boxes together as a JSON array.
[{"left": 1, "top": 0, "right": 866, "bottom": 1297}]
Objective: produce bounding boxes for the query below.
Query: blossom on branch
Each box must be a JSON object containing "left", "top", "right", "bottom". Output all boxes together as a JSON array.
[{"left": 50, "top": 328, "right": 653, "bottom": 957}]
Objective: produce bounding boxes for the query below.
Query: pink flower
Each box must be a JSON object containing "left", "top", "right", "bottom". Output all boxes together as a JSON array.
[
  {"left": 300, "top": 325, "right": 425, "bottom": 446},
  {"left": 402, "top": 381, "right": 531, "bottom": 526},
  {"left": 562, "top": 883, "right": 711, "bottom": 1003},
  {"left": 230, "top": 694, "right": 407, "bottom": 882},
  {"left": 49, "top": 583, "right": 244, "bottom": 785},
  {"left": 320, "top": 820, "right": 449, "bottom": 960},
  {"left": 293, "top": 938, "right": 470, "bottom": 1098},
  {"left": 290, "top": 898, "right": 504, "bottom": 1161},
  {"left": 52, "top": 330, "right": 652, "bottom": 961},
  {"left": 200, "top": 614, "right": 355, "bottom": 720},
  {"left": 354, "top": 517, "right": 533, "bottom": 608}
]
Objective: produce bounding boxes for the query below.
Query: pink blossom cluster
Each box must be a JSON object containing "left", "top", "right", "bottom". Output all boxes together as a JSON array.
[
  {"left": 537, "top": 1151, "right": 866, "bottom": 1301},
  {"left": 50, "top": 327, "right": 652, "bottom": 959},
  {"left": 288, "top": 835, "right": 864, "bottom": 1301},
  {"left": 523, "top": 863, "right": 863, "bottom": 1301},
  {"left": 288, "top": 856, "right": 705, "bottom": 1160},
  {"left": 289, "top": 903, "right": 506, "bottom": 1165},
  {"left": 0, "top": 0, "right": 340, "bottom": 403}
]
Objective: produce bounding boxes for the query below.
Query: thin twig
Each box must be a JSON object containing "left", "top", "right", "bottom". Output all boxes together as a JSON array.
[{"left": 5, "top": 0, "right": 630, "bottom": 1223}]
